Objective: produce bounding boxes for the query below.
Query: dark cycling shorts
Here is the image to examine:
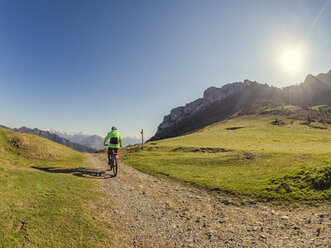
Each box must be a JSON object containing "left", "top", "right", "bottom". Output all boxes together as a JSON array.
[{"left": 108, "top": 148, "right": 119, "bottom": 158}]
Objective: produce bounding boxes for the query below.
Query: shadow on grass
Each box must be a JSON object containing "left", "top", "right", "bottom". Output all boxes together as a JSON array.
[{"left": 31, "top": 166, "right": 115, "bottom": 179}]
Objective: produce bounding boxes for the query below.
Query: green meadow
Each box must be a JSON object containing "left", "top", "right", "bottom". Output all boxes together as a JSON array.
[
  {"left": 0, "top": 128, "right": 112, "bottom": 247},
  {"left": 123, "top": 107, "right": 331, "bottom": 202}
]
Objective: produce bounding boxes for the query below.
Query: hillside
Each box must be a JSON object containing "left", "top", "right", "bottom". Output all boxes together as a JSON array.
[
  {"left": 0, "top": 127, "right": 112, "bottom": 246},
  {"left": 150, "top": 70, "right": 331, "bottom": 141},
  {"left": 123, "top": 105, "right": 331, "bottom": 201}
]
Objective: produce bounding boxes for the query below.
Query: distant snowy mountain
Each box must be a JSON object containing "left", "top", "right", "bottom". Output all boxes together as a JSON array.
[
  {"left": 46, "top": 129, "right": 148, "bottom": 150},
  {"left": 46, "top": 130, "right": 104, "bottom": 150},
  {"left": 122, "top": 135, "right": 148, "bottom": 147},
  {"left": 0, "top": 124, "right": 10, "bottom": 130},
  {"left": 0, "top": 125, "right": 95, "bottom": 153}
]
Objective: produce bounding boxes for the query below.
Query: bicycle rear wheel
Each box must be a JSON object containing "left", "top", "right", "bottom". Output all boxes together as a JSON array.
[{"left": 112, "top": 156, "right": 118, "bottom": 177}]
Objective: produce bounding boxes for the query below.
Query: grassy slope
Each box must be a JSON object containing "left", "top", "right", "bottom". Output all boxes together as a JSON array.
[
  {"left": 123, "top": 106, "right": 331, "bottom": 202},
  {"left": 0, "top": 128, "right": 112, "bottom": 247}
]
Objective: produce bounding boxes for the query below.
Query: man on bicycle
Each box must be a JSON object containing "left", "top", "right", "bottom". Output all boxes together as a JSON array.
[{"left": 104, "top": 126, "right": 122, "bottom": 165}]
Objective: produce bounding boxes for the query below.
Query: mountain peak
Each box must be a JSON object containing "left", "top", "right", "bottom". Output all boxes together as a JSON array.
[{"left": 303, "top": 74, "right": 316, "bottom": 83}]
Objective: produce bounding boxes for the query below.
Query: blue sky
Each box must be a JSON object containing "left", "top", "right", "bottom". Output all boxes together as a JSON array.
[{"left": 0, "top": 0, "right": 330, "bottom": 137}]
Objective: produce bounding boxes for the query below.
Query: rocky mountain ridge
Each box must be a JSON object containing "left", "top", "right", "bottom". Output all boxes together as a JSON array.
[
  {"left": 151, "top": 70, "right": 331, "bottom": 141},
  {"left": 158, "top": 80, "right": 252, "bottom": 131}
]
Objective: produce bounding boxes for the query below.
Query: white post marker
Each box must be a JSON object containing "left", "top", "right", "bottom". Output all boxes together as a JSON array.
[{"left": 141, "top": 129, "right": 144, "bottom": 150}]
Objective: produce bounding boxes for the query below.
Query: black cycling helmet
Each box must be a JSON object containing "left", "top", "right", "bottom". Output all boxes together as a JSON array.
[{"left": 112, "top": 126, "right": 117, "bottom": 131}]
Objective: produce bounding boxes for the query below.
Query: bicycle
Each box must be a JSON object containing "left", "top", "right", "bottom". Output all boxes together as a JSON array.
[{"left": 105, "top": 145, "right": 118, "bottom": 177}]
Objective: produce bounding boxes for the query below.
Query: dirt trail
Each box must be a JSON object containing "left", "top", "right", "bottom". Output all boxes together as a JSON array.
[{"left": 86, "top": 153, "right": 330, "bottom": 248}]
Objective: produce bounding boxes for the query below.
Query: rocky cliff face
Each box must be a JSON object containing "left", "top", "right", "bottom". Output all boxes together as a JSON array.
[
  {"left": 203, "top": 81, "right": 252, "bottom": 105},
  {"left": 281, "top": 71, "right": 331, "bottom": 106},
  {"left": 155, "top": 80, "right": 253, "bottom": 138},
  {"left": 150, "top": 70, "right": 331, "bottom": 141}
]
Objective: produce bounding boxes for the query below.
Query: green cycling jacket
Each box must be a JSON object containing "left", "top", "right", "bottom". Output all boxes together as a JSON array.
[{"left": 104, "top": 130, "right": 123, "bottom": 148}]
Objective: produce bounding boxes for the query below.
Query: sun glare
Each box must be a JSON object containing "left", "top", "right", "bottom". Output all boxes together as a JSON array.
[{"left": 281, "top": 48, "right": 304, "bottom": 74}]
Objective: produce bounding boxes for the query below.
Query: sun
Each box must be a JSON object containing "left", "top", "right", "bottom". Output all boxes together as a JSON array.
[{"left": 281, "top": 48, "right": 303, "bottom": 74}]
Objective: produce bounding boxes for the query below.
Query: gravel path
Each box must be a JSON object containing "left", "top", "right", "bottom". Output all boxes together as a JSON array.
[{"left": 86, "top": 153, "right": 330, "bottom": 248}]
